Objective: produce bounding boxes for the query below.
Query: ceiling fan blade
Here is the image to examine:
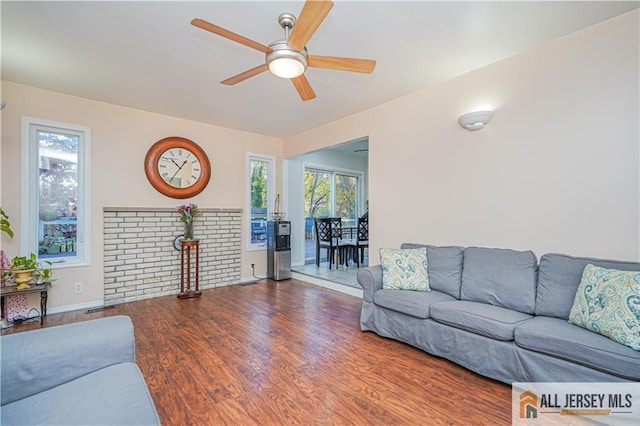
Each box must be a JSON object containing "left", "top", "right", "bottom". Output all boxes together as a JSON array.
[
  {"left": 308, "top": 55, "right": 376, "bottom": 73},
  {"left": 221, "top": 64, "right": 268, "bottom": 85},
  {"left": 287, "top": 0, "right": 334, "bottom": 51},
  {"left": 291, "top": 75, "right": 316, "bottom": 101},
  {"left": 191, "top": 18, "right": 272, "bottom": 54}
]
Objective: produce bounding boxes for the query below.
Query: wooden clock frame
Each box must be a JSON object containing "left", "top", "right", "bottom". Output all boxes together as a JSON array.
[{"left": 144, "top": 137, "right": 211, "bottom": 199}]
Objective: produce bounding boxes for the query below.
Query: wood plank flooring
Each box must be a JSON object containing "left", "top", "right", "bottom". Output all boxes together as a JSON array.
[{"left": 2, "top": 279, "right": 512, "bottom": 425}]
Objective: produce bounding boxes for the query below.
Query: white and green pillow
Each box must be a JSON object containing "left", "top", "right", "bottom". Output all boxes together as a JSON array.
[
  {"left": 380, "top": 247, "right": 430, "bottom": 291},
  {"left": 569, "top": 263, "right": 640, "bottom": 351}
]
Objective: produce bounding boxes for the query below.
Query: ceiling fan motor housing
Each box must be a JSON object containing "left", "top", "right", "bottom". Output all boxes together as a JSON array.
[{"left": 278, "top": 12, "right": 296, "bottom": 30}]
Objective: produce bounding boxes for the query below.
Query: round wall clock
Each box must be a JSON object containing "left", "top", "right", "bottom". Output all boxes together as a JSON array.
[{"left": 144, "top": 137, "right": 211, "bottom": 199}]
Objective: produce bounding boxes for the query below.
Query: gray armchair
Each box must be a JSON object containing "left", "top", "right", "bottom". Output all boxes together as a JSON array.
[{"left": 1, "top": 316, "right": 160, "bottom": 425}]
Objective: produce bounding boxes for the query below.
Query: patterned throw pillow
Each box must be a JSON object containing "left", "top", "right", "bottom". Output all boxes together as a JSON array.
[
  {"left": 568, "top": 264, "right": 640, "bottom": 351},
  {"left": 380, "top": 247, "right": 430, "bottom": 291}
]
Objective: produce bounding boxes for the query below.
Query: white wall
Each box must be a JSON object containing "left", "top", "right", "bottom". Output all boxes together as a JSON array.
[
  {"left": 284, "top": 11, "right": 640, "bottom": 264},
  {"left": 1, "top": 82, "right": 282, "bottom": 312}
]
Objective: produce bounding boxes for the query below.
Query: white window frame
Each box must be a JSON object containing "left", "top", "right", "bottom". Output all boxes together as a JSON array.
[
  {"left": 246, "top": 153, "right": 275, "bottom": 251},
  {"left": 21, "top": 117, "right": 91, "bottom": 268}
]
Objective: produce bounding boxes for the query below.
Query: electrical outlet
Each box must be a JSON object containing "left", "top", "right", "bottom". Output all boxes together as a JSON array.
[
  {"left": 251, "top": 263, "right": 255, "bottom": 269},
  {"left": 74, "top": 282, "right": 83, "bottom": 294}
]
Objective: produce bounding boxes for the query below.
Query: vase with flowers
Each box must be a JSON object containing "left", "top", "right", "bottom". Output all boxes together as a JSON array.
[{"left": 177, "top": 203, "right": 199, "bottom": 239}]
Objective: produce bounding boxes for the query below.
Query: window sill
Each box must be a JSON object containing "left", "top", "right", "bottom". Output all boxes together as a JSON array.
[{"left": 48, "top": 259, "right": 90, "bottom": 270}]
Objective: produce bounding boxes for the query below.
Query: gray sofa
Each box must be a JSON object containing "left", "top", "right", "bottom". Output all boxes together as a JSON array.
[
  {"left": 357, "top": 244, "right": 640, "bottom": 383},
  {"left": 1, "top": 316, "right": 160, "bottom": 425}
]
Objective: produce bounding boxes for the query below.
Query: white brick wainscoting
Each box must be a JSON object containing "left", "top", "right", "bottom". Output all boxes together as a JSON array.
[{"left": 103, "top": 207, "right": 242, "bottom": 305}]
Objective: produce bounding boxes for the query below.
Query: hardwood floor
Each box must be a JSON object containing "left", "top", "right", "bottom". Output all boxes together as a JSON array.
[{"left": 2, "top": 279, "right": 512, "bottom": 425}]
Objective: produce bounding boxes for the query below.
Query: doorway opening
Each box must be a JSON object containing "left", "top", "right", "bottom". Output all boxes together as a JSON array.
[{"left": 287, "top": 137, "right": 369, "bottom": 289}]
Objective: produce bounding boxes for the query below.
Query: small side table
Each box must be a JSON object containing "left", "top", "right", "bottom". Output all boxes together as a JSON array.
[
  {"left": 178, "top": 239, "right": 201, "bottom": 299},
  {"left": 1, "top": 282, "right": 51, "bottom": 324}
]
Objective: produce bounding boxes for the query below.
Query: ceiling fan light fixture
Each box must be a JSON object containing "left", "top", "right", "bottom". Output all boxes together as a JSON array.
[{"left": 266, "top": 41, "right": 307, "bottom": 78}]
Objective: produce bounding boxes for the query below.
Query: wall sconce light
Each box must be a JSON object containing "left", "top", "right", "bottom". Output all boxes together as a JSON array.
[{"left": 458, "top": 110, "right": 494, "bottom": 131}]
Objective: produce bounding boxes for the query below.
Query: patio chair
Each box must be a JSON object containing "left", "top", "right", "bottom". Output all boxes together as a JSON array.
[
  {"left": 314, "top": 218, "right": 354, "bottom": 269},
  {"left": 354, "top": 216, "right": 369, "bottom": 267},
  {"left": 251, "top": 220, "right": 267, "bottom": 241}
]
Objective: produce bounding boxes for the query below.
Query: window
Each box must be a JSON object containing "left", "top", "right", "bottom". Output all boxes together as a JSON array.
[
  {"left": 305, "top": 169, "right": 331, "bottom": 218},
  {"left": 304, "top": 167, "right": 361, "bottom": 222},
  {"left": 335, "top": 174, "right": 358, "bottom": 219},
  {"left": 247, "top": 154, "right": 275, "bottom": 249},
  {"left": 21, "top": 117, "right": 91, "bottom": 267}
]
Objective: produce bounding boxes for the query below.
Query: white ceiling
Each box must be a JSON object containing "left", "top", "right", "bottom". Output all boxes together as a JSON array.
[{"left": 2, "top": 1, "right": 637, "bottom": 138}]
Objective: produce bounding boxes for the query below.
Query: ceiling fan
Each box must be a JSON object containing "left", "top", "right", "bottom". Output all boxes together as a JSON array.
[{"left": 191, "top": 0, "right": 376, "bottom": 101}]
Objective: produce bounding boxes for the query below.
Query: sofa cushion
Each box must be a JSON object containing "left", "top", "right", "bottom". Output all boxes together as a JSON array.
[
  {"left": 461, "top": 247, "right": 538, "bottom": 314},
  {"left": 1, "top": 315, "right": 135, "bottom": 406},
  {"left": 401, "top": 244, "right": 464, "bottom": 298},
  {"left": 514, "top": 316, "right": 640, "bottom": 381},
  {"left": 380, "top": 247, "right": 430, "bottom": 291},
  {"left": 568, "top": 264, "right": 640, "bottom": 350},
  {"left": 1, "top": 362, "right": 160, "bottom": 425},
  {"left": 373, "top": 289, "right": 456, "bottom": 319},
  {"left": 536, "top": 253, "right": 640, "bottom": 320},
  {"left": 431, "top": 300, "right": 532, "bottom": 341}
]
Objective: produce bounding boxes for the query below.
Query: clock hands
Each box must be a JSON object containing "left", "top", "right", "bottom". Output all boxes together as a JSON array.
[
  {"left": 168, "top": 160, "right": 188, "bottom": 184},
  {"left": 160, "top": 157, "right": 183, "bottom": 169}
]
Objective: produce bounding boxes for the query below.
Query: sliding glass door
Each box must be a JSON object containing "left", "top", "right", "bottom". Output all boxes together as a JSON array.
[{"left": 304, "top": 167, "right": 361, "bottom": 263}]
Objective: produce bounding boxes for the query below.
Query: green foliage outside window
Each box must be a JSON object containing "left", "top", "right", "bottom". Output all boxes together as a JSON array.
[
  {"left": 335, "top": 175, "right": 357, "bottom": 218},
  {"left": 305, "top": 169, "right": 358, "bottom": 219},
  {"left": 250, "top": 160, "right": 267, "bottom": 211},
  {"left": 305, "top": 170, "right": 330, "bottom": 218}
]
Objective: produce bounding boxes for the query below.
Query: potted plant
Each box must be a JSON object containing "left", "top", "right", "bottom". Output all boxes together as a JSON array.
[
  {"left": 1, "top": 207, "right": 14, "bottom": 288},
  {"left": 10, "top": 253, "right": 54, "bottom": 290},
  {"left": 0, "top": 207, "right": 13, "bottom": 238}
]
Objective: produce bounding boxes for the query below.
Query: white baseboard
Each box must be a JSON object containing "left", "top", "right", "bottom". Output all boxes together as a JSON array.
[
  {"left": 22, "top": 276, "right": 358, "bottom": 318},
  {"left": 240, "top": 276, "right": 263, "bottom": 285},
  {"left": 291, "top": 272, "right": 363, "bottom": 298},
  {"left": 47, "top": 300, "right": 104, "bottom": 315}
]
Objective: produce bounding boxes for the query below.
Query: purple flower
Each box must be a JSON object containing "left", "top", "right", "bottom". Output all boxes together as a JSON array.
[
  {"left": 177, "top": 203, "right": 199, "bottom": 222},
  {"left": 0, "top": 250, "right": 10, "bottom": 270}
]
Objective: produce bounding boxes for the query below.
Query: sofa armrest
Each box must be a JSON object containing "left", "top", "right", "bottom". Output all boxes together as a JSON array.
[
  {"left": 1, "top": 315, "right": 135, "bottom": 406},
  {"left": 357, "top": 265, "right": 383, "bottom": 302}
]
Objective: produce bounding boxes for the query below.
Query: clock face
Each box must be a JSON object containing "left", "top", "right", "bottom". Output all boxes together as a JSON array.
[
  {"left": 158, "top": 147, "right": 202, "bottom": 189},
  {"left": 144, "top": 137, "right": 211, "bottom": 199}
]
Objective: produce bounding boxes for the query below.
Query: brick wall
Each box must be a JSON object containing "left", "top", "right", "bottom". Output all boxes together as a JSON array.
[{"left": 103, "top": 207, "right": 242, "bottom": 305}]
